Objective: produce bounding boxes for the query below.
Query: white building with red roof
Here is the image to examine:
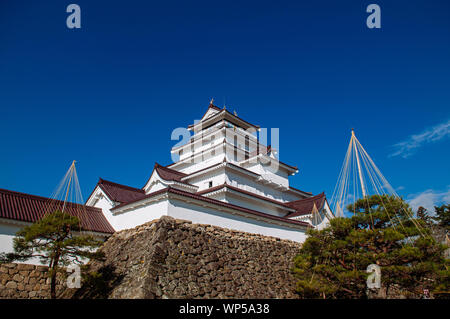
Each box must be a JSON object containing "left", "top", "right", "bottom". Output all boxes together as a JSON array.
[
  {"left": 86, "top": 102, "right": 334, "bottom": 242},
  {"left": 0, "top": 188, "right": 114, "bottom": 264}
]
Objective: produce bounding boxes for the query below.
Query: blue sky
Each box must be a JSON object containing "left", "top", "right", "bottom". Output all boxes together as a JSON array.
[{"left": 0, "top": 0, "right": 449, "bottom": 212}]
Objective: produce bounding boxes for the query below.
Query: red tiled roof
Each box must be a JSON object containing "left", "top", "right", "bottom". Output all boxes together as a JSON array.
[
  {"left": 97, "top": 178, "right": 145, "bottom": 204},
  {"left": 0, "top": 188, "right": 115, "bottom": 234},
  {"left": 180, "top": 160, "right": 260, "bottom": 181},
  {"left": 197, "top": 183, "right": 295, "bottom": 210},
  {"left": 111, "top": 186, "right": 310, "bottom": 228},
  {"left": 177, "top": 161, "right": 310, "bottom": 197},
  {"left": 142, "top": 163, "right": 194, "bottom": 190},
  {"left": 154, "top": 163, "right": 187, "bottom": 182},
  {"left": 285, "top": 192, "right": 326, "bottom": 218},
  {"left": 243, "top": 149, "right": 298, "bottom": 172}
]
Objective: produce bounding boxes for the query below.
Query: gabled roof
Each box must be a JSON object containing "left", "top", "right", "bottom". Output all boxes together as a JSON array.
[
  {"left": 189, "top": 104, "right": 260, "bottom": 130},
  {"left": 200, "top": 102, "right": 222, "bottom": 121},
  {"left": 179, "top": 160, "right": 260, "bottom": 181},
  {"left": 96, "top": 178, "right": 145, "bottom": 204},
  {"left": 0, "top": 188, "right": 115, "bottom": 234},
  {"left": 153, "top": 163, "right": 187, "bottom": 182},
  {"left": 142, "top": 163, "right": 195, "bottom": 191},
  {"left": 285, "top": 192, "right": 327, "bottom": 218}
]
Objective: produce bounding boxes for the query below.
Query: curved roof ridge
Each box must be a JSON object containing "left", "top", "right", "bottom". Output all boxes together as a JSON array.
[
  {"left": 99, "top": 178, "right": 145, "bottom": 193},
  {"left": 285, "top": 192, "right": 327, "bottom": 218},
  {"left": 142, "top": 163, "right": 195, "bottom": 191},
  {"left": 154, "top": 163, "right": 187, "bottom": 178},
  {"left": 97, "top": 178, "right": 146, "bottom": 204}
]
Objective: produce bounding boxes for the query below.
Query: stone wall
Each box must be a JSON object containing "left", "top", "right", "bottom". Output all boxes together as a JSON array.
[
  {"left": 71, "top": 216, "right": 302, "bottom": 299},
  {"left": 0, "top": 263, "right": 65, "bottom": 299}
]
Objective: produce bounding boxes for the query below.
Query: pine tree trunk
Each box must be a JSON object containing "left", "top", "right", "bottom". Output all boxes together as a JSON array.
[{"left": 50, "top": 251, "right": 61, "bottom": 299}]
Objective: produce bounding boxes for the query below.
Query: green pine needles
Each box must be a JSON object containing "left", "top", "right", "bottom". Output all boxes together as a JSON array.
[
  {"left": 293, "top": 195, "right": 449, "bottom": 299},
  {"left": 0, "top": 211, "right": 105, "bottom": 298}
]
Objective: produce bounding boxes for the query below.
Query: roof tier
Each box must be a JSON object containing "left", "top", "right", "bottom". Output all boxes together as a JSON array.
[
  {"left": 96, "top": 178, "right": 145, "bottom": 203},
  {"left": 0, "top": 188, "right": 115, "bottom": 234},
  {"left": 285, "top": 192, "right": 327, "bottom": 218}
]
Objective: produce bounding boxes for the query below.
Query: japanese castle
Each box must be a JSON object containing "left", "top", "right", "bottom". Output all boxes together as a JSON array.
[{"left": 85, "top": 101, "right": 334, "bottom": 242}]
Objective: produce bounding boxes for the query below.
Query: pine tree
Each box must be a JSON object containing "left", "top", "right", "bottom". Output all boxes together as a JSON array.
[
  {"left": 432, "top": 204, "right": 450, "bottom": 232},
  {"left": 293, "top": 195, "right": 449, "bottom": 298},
  {"left": 0, "top": 211, "right": 104, "bottom": 299}
]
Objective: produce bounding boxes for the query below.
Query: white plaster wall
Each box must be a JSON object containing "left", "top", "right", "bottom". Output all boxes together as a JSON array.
[
  {"left": 144, "top": 172, "right": 195, "bottom": 195},
  {"left": 0, "top": 224, "right": 19, "bottom": 255},
  {"left": 223, "top": 192, "right": 287, "bottom": 217},
  {"left": 0, "top": 223, "right": 45, "bottom": 265},
  {"left": 177, "top": 151, "right": 226, "bottom": 175},
  {"left": 147, "top": 180, "right": 169, "bottom": 193},
  {"left": 179, "top": 133, "right": 223, "bottom": 161},
  {"left": 182, "top": 125, "right": 257, "bottom": 161},
  {"left": 167, "top": 199, "right": 307, "bottom": 243},
  {"left": 186, "top": 166, "right": 304, "bottom": 204},
  {"left": 225, "top": 170, "right": 303, "bottom": 203},
  {"left": 91, "top": 194, "right": 118, "bottom": 231},
  {"left": 188, "top": 169, "right": 226, "bottom": 191},
  {"left": 111, "top": 200, "right": 169, "bottom": 231},
  {"left": 0, "top": 222, "right": 106, "bottom": 265},
  {"left": 244, "top": 162, "right": 289, "bottom": 188}
]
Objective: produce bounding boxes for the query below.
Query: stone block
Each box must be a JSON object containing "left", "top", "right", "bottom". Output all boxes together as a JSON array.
[{"left": 5, "top": 281, "right": 17, "bottom": 289}]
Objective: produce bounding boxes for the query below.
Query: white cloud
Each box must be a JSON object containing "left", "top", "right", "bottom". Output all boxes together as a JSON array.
[
  {"left": 390, "top": 119, "right": 450, "bottom": 158},
  {"left": 407, "top": 186, "right": 450, "bottom": 213}
]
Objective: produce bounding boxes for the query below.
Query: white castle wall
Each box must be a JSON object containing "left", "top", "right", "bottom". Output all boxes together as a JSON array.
[
  {"left": 99, "top": 195, "right": 307, "bottom": 242},
  {"left": 167, "top": 198, "right": 307, "bottom": 243},
  {"left": 0, "top": 221, "right": 107, "bottom": 265},
  {"left": 225, "top": 170, "right": 303, "bottom": 203},
  {"left": 222, "top": 192, "right": 287, "bottom": 217},
  {"left": 89, "top": 191, "right": 118, "bottom": 230},
  {"left": 0, "top": 222, "right": 50, "bottom": 265},
  {"left": 111, "top": 200, "right": 168, "bottom": 231}
]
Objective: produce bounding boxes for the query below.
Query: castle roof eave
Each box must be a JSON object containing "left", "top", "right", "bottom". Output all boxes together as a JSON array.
[
  {"left": 285, "top": 192, "right": 330, "bottom": 218},
  {"left": 110, "top": 186, "right": 311, "bottom": 229},
  {"left": 0, "top": 188, "right": 115, "bottom": 234},
  {"left": 188, "top": 108, "right": 260, "bottom": 131},
  {"left": 197, "top": 183, "right": 297, "bottom": 212},
  {"left": 85, "top": 178, "right": 146, "bottom": 207},
  {"left": 240, "top": 154, "right": 299, "bottom": 174},
  {"left": 142, "top": 163, "right": 198, "bottom": 192}
]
